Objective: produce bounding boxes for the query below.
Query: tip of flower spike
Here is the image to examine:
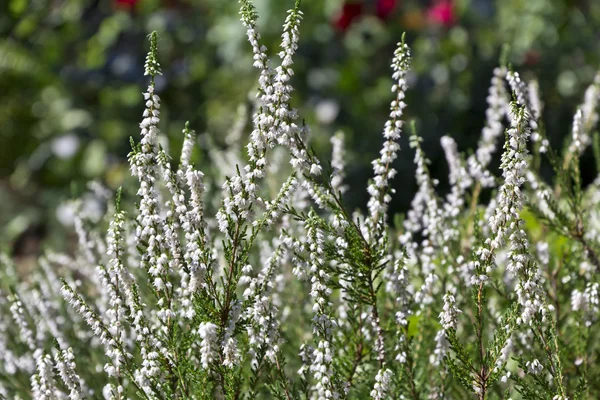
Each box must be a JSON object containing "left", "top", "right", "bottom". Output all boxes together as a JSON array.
[
  {"left": 129, "top": 136, "right": 137, "bottom": 152},
  {"left": 508, "top": 100, "right": 527, "bottom": 119},
  {"left": 393, "top": 32, "right": 411, "bottom": 70},
  {"left": 115, "top": 187, "right": 123, "bottom": 211},
  {"left": 410, "top": 120, "right": 417, "bottom": 135},
  {"left": 145, "top": 31, "right": 162, "bottom": 78},
  {"left": 239, "top": 0, "right": 258, "bottom": 26}
]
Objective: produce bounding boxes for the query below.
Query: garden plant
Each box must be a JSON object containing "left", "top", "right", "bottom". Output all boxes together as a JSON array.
[{"left": 2, "top": 1, "right": 600, "bottom": 399}]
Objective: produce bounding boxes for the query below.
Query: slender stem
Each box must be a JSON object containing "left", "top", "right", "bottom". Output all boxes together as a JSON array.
[
  {"left": 476, "top": 281, "right": 487, "bottom": 400},
  {"left": 554, "top": 152, "right": 573, "bottom": 198},
  {"left": 403, "top": 336, "right": 420, "bottom": 400},
  {"left": 274, "top": 355, "right": 293, "bottom": 400},
  {"left": 221, "top": 221, "right": 241, "bottom": 328},
  {"left": 369, "top": 272, "right": 385, "bottom": 368},
  {"left": 347, "top": 310, "right": 364, "bottom": 387}
]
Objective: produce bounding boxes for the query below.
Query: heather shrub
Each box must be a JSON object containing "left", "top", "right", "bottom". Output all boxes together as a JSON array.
[{"left": 2, "top": 1, "right": 600, "bottom": 399}]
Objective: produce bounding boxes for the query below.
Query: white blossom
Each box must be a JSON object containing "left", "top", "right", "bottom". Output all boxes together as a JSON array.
[
  {"left": 54, "top": 348, "right": 85, "bottom": 400},
  {"left": 439, "top": 292, "right": 461, "bottom": 331},
  {"left": 330, "top": 131, "right": 348, "bottom": 194},
  {"left": 572, "top": 283, "right": 599, "bottom": 327},
  {"left": 370, "top": 368, "right": 393, "bottom": 400},
  {"left": 31, "top": 350, "right": 58, "bottom": 400},
  {"left": 199, "top": 322, "right": 218, "bottom": 369},
  {"left": 468, "top": 67, "right": 509, "bottom": 187},
  {"left": 366, "top": 37, "right": 411, "bottom": 235},
  {"left": 526, "top": 359, "right": 543, "bottom": 375}
]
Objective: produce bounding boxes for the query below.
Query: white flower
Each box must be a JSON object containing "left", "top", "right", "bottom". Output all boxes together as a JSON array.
[
  {"left": 9, "top": 296, "right": 36, "bottom": 351},
  {"left": 370, "top": 368, "right": 393, "bottom": 400},
  {"left": 439, "top": 293, "right": 461, "bottom": 331},
  {"left": 569, "top": 108, "right": 585, "bottom": 154},
  {"left": 330, "top": 131, "right": 348, "bottom": 194},
  {"left": 441, "top": 135, "right": 472, "bottom": 241},
  {"left": 468, "top": 67, "right": 509, "bottom": 187},
  {"left": 310, "top": 163, "right": 322, "bottom": 176},
  {"left": 31, "top": 350, "right": 58, "bottom": 400},
  {"left": 568, "top": 72, "right": 600, "bottom": 155},
  {"left": 572, "top": 283, "right": 599, "bottom": 327},
  {"left": 526, "top": 359, "right": 543, "bottom": 375},
  {"left": 506, "top": 71, "right": 529, "bottom": 110},
  {"left": 54, "top": 348, "right": 85, "bottom": 400},
  {"left": 537, "top": 242, "right": 549, "bottom": 265},
  {"left": 366, "top": 37, "right": 411, "bottom": 234},
  {"left": 199, "top": 322, "right": 218, "bottom": 369}
]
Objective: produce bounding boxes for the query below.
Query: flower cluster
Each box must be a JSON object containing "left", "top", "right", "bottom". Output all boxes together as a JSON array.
[
  {"left": 439, "top": 292, "right": 461, "bottom": 331},
  {"left": 370, "top": 368, "right": 393, "bottom": 400},
  {"left": 198, "top": 322, "right": 218, "bottom": 369},
  {"left": 468, "top": 66, "right": 509, "bottom": 187},
  {"left": 366, "top": 34, "right": 411, "bottom": 236}
]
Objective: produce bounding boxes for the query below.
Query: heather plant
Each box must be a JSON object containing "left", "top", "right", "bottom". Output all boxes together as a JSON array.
[{"left": 2, "top": 1, "right": 600, "bottom": 399}]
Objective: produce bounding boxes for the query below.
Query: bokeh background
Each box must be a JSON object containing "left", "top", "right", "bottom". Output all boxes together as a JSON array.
[{"left": 2, "top": 0, "right": 600, "bottom": 253}]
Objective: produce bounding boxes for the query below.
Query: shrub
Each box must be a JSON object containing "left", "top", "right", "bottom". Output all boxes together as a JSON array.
[{"left": 2, "top": 1, "right": 600, "bottom": 399}]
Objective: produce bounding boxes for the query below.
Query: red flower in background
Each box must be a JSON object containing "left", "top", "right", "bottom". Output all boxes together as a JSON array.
[
  {"left": 377, "top": 0, "right": 398, "bottom": 19},
  {"left": 427, "top": 0, "right": 456, "bottom": 28},
  {"left": 115, "top": 0, "right": 139, "bottom": 9},
  {"left": 334, "top": 0, "right": 399, "bottom": 32},
  {"left": 334, "top": 3, "right": 364, "bottom": 31}
]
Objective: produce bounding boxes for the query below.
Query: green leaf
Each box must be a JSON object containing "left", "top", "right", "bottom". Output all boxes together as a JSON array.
[{"left": 407, "top": 315, "right": 421, "bottom": 338}]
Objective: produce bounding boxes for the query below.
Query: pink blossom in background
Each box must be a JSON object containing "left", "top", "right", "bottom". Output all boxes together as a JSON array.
[{"left": 427, "top": 0, "right": 456, "bottom": 27}]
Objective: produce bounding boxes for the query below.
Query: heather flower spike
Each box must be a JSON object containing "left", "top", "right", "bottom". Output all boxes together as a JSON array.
[{"left": 367, "top": 32, "right": 411, "bottom": 236}]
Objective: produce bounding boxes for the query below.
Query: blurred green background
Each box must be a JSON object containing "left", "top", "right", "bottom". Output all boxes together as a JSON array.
[{"left": 1, "top": 0, "right": 600, "bottom": 251}]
